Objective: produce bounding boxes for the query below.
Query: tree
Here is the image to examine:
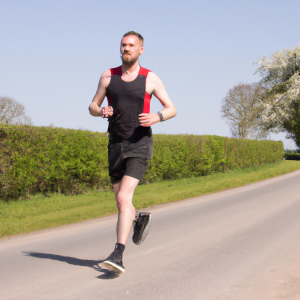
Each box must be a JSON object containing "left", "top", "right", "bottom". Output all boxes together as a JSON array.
[
  {"left": 221, "top": 83, "right": 269, "bottom": 139},
  {"left": 0, "top": 97, "right": 32, "bottom": 125},
  {"left": 254, "top": 42, "right": 300, "bottom": 147}
]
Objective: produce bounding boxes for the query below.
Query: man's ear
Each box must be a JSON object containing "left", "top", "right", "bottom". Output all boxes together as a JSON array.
[{"left": 140, "top": 46, "right": 144, "bottom": 55}]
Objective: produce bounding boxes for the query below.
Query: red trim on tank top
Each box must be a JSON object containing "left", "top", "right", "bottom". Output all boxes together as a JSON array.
[
  {"left": 138, "top": 66, "right": 152, "bottom": 113},
  {"left": 110, "top": 66, "right": 122, "bottom": 75},
  {"left": 143, "top": 92, "right": 151, "bottom": 113},
  {"left": 138, "top": 66, "right": 150, "bottom": 76}
]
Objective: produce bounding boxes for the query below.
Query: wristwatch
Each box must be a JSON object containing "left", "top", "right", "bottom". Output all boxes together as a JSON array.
[{"left": 157, "top": 111, "right": 164, "bottom": 122}]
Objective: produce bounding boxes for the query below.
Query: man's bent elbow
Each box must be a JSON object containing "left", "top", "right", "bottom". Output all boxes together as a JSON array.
[
  {"left": 88, "top": 105, "right": 93, "bottom": 116},
  {"left": 89, "top": 103, "right": 99, "bottom": 116},
  {"left": 172, "top": 106, "right": 177, "bottom": 118}
]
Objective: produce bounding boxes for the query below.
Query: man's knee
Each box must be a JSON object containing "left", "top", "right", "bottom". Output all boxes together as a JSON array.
[{"left": 116, "top": 192, "right": 130, "bottom": 210}]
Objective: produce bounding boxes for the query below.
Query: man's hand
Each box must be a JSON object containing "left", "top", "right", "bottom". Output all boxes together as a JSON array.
[
  {"left": 101, "top": 106, "right": 113, "bottom": 118},
  {"left": 139, "top": 113, "right": 160, "bottom": 127}
]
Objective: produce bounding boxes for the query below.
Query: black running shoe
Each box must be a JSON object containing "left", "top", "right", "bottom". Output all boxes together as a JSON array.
[
  {"left": 103, "top": 247, "right": 125, "bottom": 273},
  {"left": 132, "top": 211, "right": 151, "bottom": 245}
]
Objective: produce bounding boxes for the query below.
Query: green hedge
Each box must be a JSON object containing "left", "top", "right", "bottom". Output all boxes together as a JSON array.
[
  {"left": 0, "top": 126, "right": 110, "bottom": 200},
  {"left": 0, "top": 125, "right": 284, "bottom": 200},
  {"left": 226, "top": 138, "right": 284, "bottom": 169},
  {"left": 142, "top": 134, "right": 226, "bottom": 184}
]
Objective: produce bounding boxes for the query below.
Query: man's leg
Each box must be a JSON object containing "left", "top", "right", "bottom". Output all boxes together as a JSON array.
[
  {"left": 113, "top": 175, "right": 139, "bottom": 245},
  {"left": 103, "top": 175, "right": 139, "bottom": 273},
  {"left": 112, "top": 182, "right": 121, "bottom": 238}
]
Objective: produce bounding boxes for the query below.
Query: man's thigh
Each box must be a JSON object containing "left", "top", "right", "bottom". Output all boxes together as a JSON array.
[
  {"left": 113, "top": 156, "right": 147, "bottom": 199},
  {"left": 118, "top": 175, "right": 139, "bottom": 199}
]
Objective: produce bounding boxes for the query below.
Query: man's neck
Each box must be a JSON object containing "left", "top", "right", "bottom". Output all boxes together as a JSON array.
[{"left": 122, "top": 60, "right": 140, "bottom": 74}]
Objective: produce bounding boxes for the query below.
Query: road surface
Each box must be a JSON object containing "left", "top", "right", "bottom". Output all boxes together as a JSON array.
[{"left": 1, "top": 170, "right": 300, "bottom": 299}]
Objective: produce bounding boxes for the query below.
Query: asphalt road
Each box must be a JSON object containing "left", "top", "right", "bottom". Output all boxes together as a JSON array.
[{"left": 1, "top": 170, "right": 300, "bottom": 300}]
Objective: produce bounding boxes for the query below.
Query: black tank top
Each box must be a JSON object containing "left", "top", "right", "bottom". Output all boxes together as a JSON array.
[{"left": 106, "top": 66, "right": 152, "bottom": 143}]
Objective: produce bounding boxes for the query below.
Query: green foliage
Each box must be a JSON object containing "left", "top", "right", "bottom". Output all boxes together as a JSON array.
[
  {"left": 226, "top": 138, "right": 284, "bottom": 170},
  {"left": 0, "top": 125, "right": 110, "bottom": 200},
  {"left": 0, "top": 125, "right": 284, "bottom": 201},
  {"left": 142, "top": 135, "right": 226, "bottom": 184}
]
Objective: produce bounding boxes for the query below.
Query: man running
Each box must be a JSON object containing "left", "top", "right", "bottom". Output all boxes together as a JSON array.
[{"left": 89, "top": 31, "right": 176, "bottom": 273}]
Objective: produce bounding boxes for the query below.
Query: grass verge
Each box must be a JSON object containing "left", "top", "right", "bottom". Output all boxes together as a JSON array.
[{"left": 1, "top": 161, "right": 300, "bottom": 239}]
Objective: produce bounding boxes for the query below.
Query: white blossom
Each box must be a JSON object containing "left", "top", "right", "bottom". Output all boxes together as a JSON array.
[{"left": 254, "top": 42, "right": 300, "bottom": 132}]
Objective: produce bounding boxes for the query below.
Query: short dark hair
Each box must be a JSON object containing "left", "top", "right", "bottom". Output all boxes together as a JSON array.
[{"left": 123, "top": 31, "right": 144, "bottom": 45}]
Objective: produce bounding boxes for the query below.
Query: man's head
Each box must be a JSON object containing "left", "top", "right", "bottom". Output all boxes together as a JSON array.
[{"left": 121, "top": 31, "right": 144, "bottom": 67}]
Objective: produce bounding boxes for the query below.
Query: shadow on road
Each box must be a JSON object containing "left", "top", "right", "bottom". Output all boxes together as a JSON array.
[{"left": 22, "top": 252, "right": 120, "bottom": 280}]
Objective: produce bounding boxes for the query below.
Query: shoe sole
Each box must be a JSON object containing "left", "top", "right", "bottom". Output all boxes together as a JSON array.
[{"left": 103, "top": 260, "right": 125, "bottom": 273}]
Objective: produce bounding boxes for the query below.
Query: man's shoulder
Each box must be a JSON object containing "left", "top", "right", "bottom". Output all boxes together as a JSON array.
[
  {"left": 100, "top": 69, "right": 113, "bottom": 88},
  {"left": 102, "top": 69, "right": 111, "bottom": 78},
  {"left": 146, "top": 70, "right": 160, "bottom": 82}
]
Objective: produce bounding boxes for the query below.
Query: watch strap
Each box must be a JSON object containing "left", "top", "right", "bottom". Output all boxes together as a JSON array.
[{"left": 157, "top": 111, "right": 164, "bottom": 122}]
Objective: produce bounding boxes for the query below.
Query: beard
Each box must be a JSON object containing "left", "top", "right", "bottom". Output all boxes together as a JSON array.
[{"left": 121, "top": 53, "right": 138, "bottom": 67}]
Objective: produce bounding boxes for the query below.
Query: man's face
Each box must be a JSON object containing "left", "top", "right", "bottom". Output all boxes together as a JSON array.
[{"left": 120, "top": 35, "right": 144, "bottom": 66}]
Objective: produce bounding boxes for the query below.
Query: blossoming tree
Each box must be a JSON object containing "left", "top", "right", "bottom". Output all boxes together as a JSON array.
[{"left": 254, "top": 42, "right": 300, "bottom": 147}]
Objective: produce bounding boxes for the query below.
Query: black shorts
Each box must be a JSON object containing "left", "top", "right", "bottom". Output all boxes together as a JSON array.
[{"left": 108, "top": 136, "right": 153, "bottom": 184}]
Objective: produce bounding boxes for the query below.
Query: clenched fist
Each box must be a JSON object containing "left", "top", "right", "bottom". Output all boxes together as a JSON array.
[
  {"left": 101, "top": 106, "right": 113, "bottom": 118},
  {"left": 138, "top": 113, "right": 161, "bottom": 127}
]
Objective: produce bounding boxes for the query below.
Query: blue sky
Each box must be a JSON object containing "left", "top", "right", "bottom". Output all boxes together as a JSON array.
[{"left": 1, "top": 0, "right": 299, "bottom": 149}]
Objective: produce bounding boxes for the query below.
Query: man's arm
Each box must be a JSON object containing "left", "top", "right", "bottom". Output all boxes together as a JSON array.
[
  {"left": 89, "top": 70, "right": 113, "bottom": 118},
  {"left": 139, "top": 72, "right": 177, "bottom": 126}
]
